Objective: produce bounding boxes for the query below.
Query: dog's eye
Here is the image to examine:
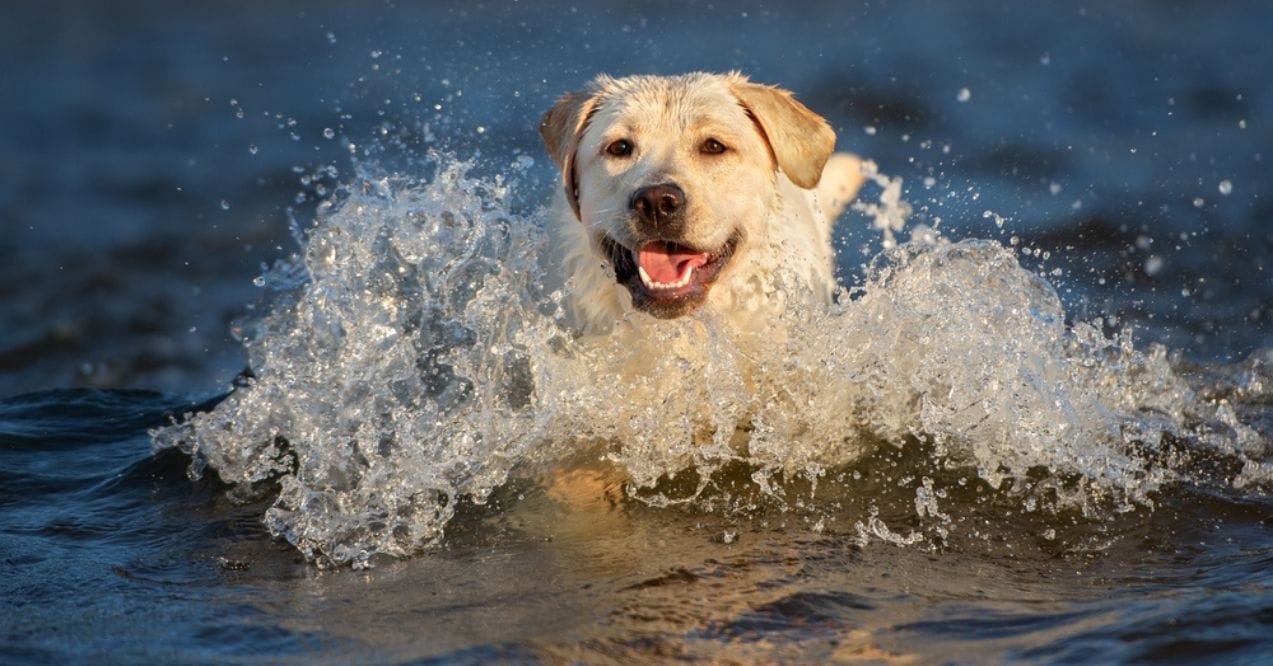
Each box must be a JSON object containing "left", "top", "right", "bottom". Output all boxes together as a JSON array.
[
  {"left": 605, "top": 139, "right": 633, "bottom": 157},
  {"left": 701, "top": 138, "right": 728, "bottom": 155}
]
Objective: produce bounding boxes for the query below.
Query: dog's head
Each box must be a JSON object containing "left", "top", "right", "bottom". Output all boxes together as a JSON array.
[{"left": 540, "top": 72, "right": 836, "bottom": 319}]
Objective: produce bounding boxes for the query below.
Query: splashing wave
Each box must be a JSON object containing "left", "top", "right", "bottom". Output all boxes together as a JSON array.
[{"left": 154, "top": 156, "right": 1265, "bottom": 567}]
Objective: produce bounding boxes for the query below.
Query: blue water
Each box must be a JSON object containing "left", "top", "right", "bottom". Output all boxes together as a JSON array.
[
  {"left": 2, "top": 0, "right": 1270, "bottom": 662},
  {"left": 3, "top": 387, "right": 1271, "bottom": 662}
]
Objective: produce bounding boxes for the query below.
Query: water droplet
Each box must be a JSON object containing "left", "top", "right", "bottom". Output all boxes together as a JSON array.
[
  {"left": 220, "top": 200, "right": 230, "bottom": 210},
  {"left": 1192, "top": 197, "right": 1204, "bottom": 208},
  {"left": 1218, "top": 180, "right": 1233, "bottom": 195},
  {"left": 323, "top": 127, "right": 336, "bottom": 140},
  {"left": 864, "top": 126, "right": 877, "bottom": 136},
  {"left": 956, "top": 87, "right": 971, "bottom": 102},
  {"left": 248, "top": 144, "right": 259, "bottom": 155}
]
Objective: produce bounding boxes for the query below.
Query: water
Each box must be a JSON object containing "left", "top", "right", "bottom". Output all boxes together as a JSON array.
[{"left": 3, "top": 0, "right": 1271, "bottom": 662}]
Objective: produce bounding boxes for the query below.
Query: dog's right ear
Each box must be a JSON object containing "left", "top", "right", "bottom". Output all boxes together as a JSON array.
[{"left": 540, "top": 90, "right": 599, "bottom": 221}]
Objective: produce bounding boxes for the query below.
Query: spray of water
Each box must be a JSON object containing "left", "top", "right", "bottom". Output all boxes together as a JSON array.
[{"left": 154, "top": 155, "right": 1267, "bottom": 567}]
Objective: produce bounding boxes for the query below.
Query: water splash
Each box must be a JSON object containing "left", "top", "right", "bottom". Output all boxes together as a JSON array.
[
  {"left": 851, "top": 159, "right": 910, "bottom": 249},
  {"left": 155, "top": 155, "right": 1267, "bottom": 567}
]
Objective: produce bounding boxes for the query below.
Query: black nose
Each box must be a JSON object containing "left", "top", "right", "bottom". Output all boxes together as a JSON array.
[{"left": 630, "top": 183, "right": 685, "bottom": 231}]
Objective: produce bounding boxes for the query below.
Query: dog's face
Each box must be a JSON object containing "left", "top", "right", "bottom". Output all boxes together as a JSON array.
[{"left": 541, "top": 72, "right": 835, "bottom": 319}]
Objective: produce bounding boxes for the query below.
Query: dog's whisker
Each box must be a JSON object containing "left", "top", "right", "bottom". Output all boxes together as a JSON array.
[{"left": 584, "top": 206, "right": 624, "bottom": 222}]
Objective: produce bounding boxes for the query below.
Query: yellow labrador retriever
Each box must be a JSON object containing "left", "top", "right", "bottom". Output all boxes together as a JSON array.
[
  {"left": 540, "top": 72, "right": 865, "bottom": 336},
  {"left": 537, "top": 72, "right": 868, "bottom": 510}
]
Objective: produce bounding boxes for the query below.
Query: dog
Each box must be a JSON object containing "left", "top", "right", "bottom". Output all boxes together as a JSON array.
[
  {"left": 537, "top": 72, "right": 867, "bottom": 508},
  {"left": 539, "top": 71, "right": 865, "bottom": 338}
]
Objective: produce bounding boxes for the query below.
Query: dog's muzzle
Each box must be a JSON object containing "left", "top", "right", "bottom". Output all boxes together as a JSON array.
[{"left": 602, "top": 230, "right": 739, "bottom": 320}]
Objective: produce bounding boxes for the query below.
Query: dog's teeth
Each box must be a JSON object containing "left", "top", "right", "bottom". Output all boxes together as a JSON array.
[
  {"left": 678, "top": 265, "right": 694, "bottom": 288},
  {"left": 638, "top": 265, "right": 654, "bottom": 289},
  {"left": 638, "top": 264, "right": 695, "bottom": 291}
]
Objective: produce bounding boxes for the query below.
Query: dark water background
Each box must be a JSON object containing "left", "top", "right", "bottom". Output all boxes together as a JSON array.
[{"left": 2, "top": 0, "right": 1270, "bottom": 662}]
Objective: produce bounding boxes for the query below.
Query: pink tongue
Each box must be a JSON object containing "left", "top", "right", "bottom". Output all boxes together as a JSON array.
[{"left": 637, "top": 241, "right": 711, "bottom": 283}]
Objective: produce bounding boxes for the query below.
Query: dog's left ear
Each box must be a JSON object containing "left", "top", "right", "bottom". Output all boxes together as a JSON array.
[
  {"left": 730, "top": 80, "right": 836, "bottom": 190},
  {"left": 540, "top": 89, "right": 599, "bottom": 220}
]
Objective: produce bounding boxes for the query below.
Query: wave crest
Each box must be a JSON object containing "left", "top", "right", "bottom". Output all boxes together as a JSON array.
[{"left": 154, "top": 156, "right": 1264, "bottom": 567}]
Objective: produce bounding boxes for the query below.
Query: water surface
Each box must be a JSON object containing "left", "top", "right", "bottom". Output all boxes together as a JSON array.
[{"left": 2, "top": 1, "right": 1270, "bottom": 662}]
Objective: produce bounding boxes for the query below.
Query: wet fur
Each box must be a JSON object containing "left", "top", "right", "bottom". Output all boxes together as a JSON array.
[
  {"left": 541, "top": 72, "right": 866, "bottom": 337},
  {"left": 537, "top": 73, "right": 868, "bottom": 513}
]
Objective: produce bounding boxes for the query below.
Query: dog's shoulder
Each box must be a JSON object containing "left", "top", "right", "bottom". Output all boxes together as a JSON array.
[{"left": 754, "top": 153, "right": 865, "bottom": 303}]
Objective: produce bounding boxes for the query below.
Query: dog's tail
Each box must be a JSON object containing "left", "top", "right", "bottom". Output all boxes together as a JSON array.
[{"left": 814, "top": 152, "right": 867, "bottom": 226}]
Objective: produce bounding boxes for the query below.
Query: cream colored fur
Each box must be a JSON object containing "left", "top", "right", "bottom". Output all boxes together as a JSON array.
[{"left": 541, "top": 72, "right": 865, "bottom": 339}]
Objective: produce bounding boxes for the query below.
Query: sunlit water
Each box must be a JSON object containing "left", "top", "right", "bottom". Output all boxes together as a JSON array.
[
  {"left": 5, "top": 174, "right": 1271, "bottom": 665},
  {"left": 152, "top": 155, "right": 1268, "bottom": 574},
  {"left": 3, "top": 1, "right": 1272, "bottom": 662}
]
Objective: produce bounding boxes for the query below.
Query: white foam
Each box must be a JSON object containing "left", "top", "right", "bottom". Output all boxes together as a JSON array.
[{"left": 154, "top": 155, "right": 1263, "bottom": 567}]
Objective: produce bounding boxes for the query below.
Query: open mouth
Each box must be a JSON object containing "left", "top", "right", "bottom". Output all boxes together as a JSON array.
[{"left": 602, "top": 232, "right": 739, "bottom": 318}]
